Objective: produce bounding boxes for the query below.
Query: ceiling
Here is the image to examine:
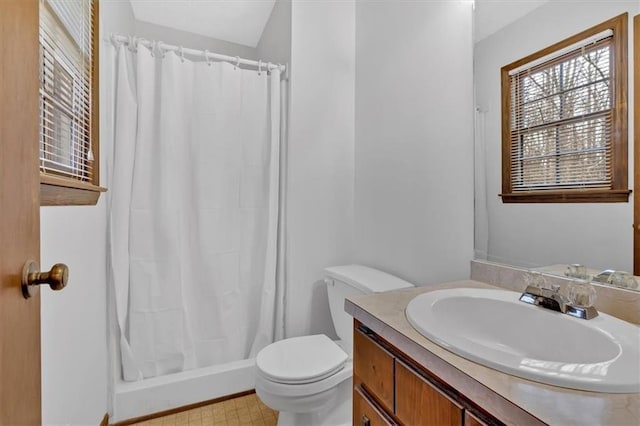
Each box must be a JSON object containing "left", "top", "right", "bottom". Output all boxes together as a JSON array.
[
  {"left": 129, "top": 0, "right": 551, "bottom": 48},
  {"left": 129, "top": 0, "right": 276, "bottom": 48}
]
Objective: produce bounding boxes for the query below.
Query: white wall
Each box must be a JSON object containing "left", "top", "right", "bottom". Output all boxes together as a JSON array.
[
  {"left": 40, "top": 206, "right": 109, "bottom": 425},
  {"left": 475, "top": 1, "right": 638, "bottom": 271},
  {"left": 286, "top": 1, "right": 355, "bottom": 338},
  {"left": 354, "top": 1, "right": 475, "bottom": 285}
]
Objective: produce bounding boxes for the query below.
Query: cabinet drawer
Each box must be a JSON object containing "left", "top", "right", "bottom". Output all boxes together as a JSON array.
[
  {"left": 395, "top": 360, "right": 463, "bottom": 426},
  {"left": 353, "top": 385, "right": 396, "bottom": 426},
  {"left": 353, "top": 328, "right": 395, "bottom": 412}
]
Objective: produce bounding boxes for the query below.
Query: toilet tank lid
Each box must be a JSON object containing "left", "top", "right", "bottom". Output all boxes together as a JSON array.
[{"left": 324, "top": 264, "right": 414, "bottom": 294}]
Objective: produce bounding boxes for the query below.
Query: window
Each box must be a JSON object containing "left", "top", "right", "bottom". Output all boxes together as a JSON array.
[
  {"left": 39, "top": 0, "right": 103, "bottom": 205},
  {"left": 500, "top": 14, "right": 629, "bottom": 203}
]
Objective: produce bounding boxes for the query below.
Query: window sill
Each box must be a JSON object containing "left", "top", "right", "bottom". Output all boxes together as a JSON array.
[
  {"left": 40, "top": 174, "right": 107, "bottom": 206},
  {"left": 500, "top": 189, "right": 632, "bottom": 203}
]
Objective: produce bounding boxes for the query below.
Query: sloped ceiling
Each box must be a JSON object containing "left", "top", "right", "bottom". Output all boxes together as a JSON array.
[
  {"left": 475, "top": 0, "right": 551, "bottom": 42},
  {"left": 129, "top": 0, "right": 276, "bottom": 48}
]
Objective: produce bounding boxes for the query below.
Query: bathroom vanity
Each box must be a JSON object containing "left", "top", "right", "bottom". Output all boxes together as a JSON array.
[
  {"left": 353, "top": 322, "right": 492, "bottom": 425},
  {"left": 346, "top": 280, "right": 640, "bottom": 426}
]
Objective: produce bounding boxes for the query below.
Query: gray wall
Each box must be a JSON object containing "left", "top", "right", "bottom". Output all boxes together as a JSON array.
[{"left": 354, "top": 0, "right": 475, "bottom": 285}]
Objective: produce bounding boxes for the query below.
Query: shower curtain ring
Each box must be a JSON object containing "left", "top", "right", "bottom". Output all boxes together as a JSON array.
[
  {"left": 204, "top": 50, "right": 212, "bottom": 66},
  {"left": 258, "top": 60, "right": 262, "bottom": 76},
  {"left": 127, "top": 35, "right": 135, "bottom": 52},
  {"left": 235, "top": 56, "right": 240, "bottom": 70},
  {"left": 179, "top": 46, "right": 185, "bottom": 63},
  {"left": 157, "top": 41, "right": 166, "bottom": 58}
]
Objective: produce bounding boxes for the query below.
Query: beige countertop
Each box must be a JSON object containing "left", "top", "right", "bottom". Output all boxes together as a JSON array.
[{"left": 345, "top": 280, "right": 640, "bottom": 426}]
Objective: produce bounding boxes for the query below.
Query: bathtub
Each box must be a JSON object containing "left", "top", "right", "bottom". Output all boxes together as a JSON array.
[{"left": 111, "top": 358, "right": 256, "bottom": 422}]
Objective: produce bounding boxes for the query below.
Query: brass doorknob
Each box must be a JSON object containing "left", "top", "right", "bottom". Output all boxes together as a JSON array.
[{"left": 21, "top": 261, "right": 69, "bottom": 299}]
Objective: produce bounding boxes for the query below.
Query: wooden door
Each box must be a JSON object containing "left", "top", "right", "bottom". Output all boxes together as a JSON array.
[{"left": 0, "top": 0, "right": 42, "bottom": 424}]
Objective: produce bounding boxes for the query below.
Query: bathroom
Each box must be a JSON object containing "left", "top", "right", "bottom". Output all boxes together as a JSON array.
[{"left": 0, "top": 0, "right": 638, "bottom": 424}]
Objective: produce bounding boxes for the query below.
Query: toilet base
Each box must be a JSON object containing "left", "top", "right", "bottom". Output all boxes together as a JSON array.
[
  {"left": 256, "top": 374, "right": 353, "bottom": 426},
  {"left": 274, "top": 378, "right": 351, "bottom": 426}
]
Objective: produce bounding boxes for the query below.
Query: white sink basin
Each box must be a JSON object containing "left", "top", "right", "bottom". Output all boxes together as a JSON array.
[{"left": 405, "top": 288, "right": 640, "bottom": 393}]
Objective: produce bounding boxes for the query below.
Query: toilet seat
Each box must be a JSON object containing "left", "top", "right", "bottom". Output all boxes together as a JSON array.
[
  {"left": 256, "top": 335, "right": 348, "bottom": 384},
  {"left": 256, "top": 360, "right": 353, "bottom": 398}
]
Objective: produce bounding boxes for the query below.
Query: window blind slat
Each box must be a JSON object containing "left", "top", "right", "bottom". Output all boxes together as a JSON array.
[
  {"left": 507, "top": 35, "right": 614, "bottom": 192},
  {"left": 39, "top": 0, "right": 94, "bottom": 182}
]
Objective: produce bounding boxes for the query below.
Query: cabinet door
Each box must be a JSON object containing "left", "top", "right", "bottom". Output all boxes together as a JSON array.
[
  {"left": 354, "top": 328, "right": 395, "bottom": 412},
  {"left": 395, "top": 360, "right": 463, "bottom": 426},
  {"left": 353, "top": 385, "right": 396, "bottom": 426}
]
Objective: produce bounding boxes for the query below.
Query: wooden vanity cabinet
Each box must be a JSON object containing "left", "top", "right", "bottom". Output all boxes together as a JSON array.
[
  {"left": 353, "top": 385, "right": 395, "bottom": 426},
  {"left": 353, "top": 325, "right": 395, "bottom": 412},
  {"left": 395, "top": 360, "right": 464, "bottom": 425},
  {"left": 465, "top": 411, "right": 490, "bottom": 426},
  {"left": 353, "top": 323, "right": 496, "bottom": 426}
]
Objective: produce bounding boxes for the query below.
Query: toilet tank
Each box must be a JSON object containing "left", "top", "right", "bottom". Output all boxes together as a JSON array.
[{"left": 324, "top": 265, "right": 414, "bottom": 355}]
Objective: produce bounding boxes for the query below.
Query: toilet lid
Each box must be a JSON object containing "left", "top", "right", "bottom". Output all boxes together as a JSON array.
[{"left": 256, "top": 335, "right": 348, "bottom": 384}]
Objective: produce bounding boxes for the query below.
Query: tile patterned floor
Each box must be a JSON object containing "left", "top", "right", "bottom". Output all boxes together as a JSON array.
[{"left": 130, "top": 393, "right": 278, "bottom": 426}]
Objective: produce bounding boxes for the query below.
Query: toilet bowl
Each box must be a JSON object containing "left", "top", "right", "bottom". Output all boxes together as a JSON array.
[
  {"left": 254, "top": 265, "right": 414, "bottom": 426},
  {"left": 255, "top": 334, "right": 352, "bottom": 425}
]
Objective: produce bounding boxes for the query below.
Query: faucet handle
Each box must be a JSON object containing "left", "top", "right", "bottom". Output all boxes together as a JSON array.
[{"left": 567, "top": 279, "right": 597, "bottom": 308}]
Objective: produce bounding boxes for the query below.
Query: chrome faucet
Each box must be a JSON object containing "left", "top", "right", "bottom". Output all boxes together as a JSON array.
[{"left": 519, "top": 283, "right": 599, "bottom": 320}]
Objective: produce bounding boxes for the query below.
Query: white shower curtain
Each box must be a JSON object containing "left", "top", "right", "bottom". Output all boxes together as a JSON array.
[{"left": 108, "top": 44, "right": 284, "bottom": 381}]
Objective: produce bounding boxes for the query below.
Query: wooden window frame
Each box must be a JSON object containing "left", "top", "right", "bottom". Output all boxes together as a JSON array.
[
  {"left": 39, "top": 0, "right": 106, "bottom": 206},
  {"left": 500, "top": 13, "right": 630, "bottom": 203}
]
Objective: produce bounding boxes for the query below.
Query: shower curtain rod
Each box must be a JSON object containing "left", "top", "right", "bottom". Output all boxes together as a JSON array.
[{"left": 109, "top": 33, "right": 287, "bottom": 75}]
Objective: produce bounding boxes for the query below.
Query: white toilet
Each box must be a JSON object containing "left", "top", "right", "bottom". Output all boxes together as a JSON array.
[{"left": 254, "top": 264, "right": 414, "bottom": 426}]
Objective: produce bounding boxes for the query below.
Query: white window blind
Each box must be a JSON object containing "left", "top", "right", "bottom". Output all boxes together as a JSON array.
[
  {"left": 509, "top": 35, "right": 613, "bottom": 191},
  {"left": 39, "top": 0, "right": 94, "bottom": 182}
]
